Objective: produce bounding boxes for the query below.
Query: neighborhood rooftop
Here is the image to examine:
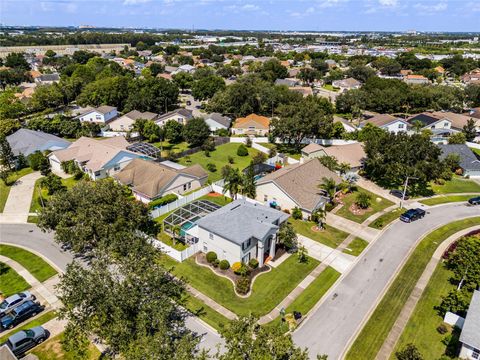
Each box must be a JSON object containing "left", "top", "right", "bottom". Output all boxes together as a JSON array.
[
  {"left": 459, "top": 290, "right": 480, "bottom": 351},
  {"left": 6, "top": 128, "right": 70, "bottom": 156}
]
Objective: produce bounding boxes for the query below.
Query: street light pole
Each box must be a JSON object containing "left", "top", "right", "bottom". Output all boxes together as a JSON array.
[{"left": 400, "top": 176, "right": 418, "bottom": 209}]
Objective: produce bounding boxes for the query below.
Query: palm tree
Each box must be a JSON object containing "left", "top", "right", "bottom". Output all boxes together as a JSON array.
[
  {"left": 223, "top": 167, "right": 243, "bottom": 200},
  {"left": 241, "top": 163, "right": 256, "bottom": 199},
  {"left": 172, "top": 225, "right": 181, "bottom": 246},
  {"left": 338, "top": 162, "right": 351, "bottom": 176},
  {"left": 318, "top": 177, "right": 338, "bottom": 201},
  {"left": 412, "top": 120, "right": 424, "bottom": 134},
  {"left": 312, "top": 208, "right": 327, "bottom": 229}
]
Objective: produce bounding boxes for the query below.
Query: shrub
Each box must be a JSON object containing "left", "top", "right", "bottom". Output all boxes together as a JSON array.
[
  {"left": 435, "top": 178, "right": 446, "bottom": 185},
  {"left": 437, "top": 324, "right": 448, "bottom": 334},
  {"left": 219, "top": 260, "right": 230, "bottom": 270},
  {"left": 248, "top": 258, "right": 259, "bottom": 269},
  {"left": 206, "top": 163, "right": 217, "bottom": 172},
  {"left": 355, "top": 192, "right": 372, "bottom": 209},
  {"left": 237, "top": 144, "right": 248, "bottom": 156},
  {"left": 325, "top": 202, "right": 335, "bottom": 212},
  {"left": 204, "top": 150, "right": 211, "bottom": 157},
  {"left": 235, "top": 277, "right": 251, "bottom": 295},
  {"left": 206, "top": 251, "right": 217, "bottom": 263},
  {"left": 212, "top": 259, "right": 219, "bottom": 268},
  {"left": 228, "top": 155, "right": 234, "bottom": 164},
  {"left": 148, "top": 193, "right": 178, "bottom": 209},
  {"left": 231, "top": 262, "right": 242, "bottom": 273},
  {"left": 291, "top": 207, "right": 302, "bottom": 220},
  {"left": 245, "top": 137, "right": 252, "bottom": 148},
  {"left": 233, "top": 263, "right": 249, "bottom": 276}
]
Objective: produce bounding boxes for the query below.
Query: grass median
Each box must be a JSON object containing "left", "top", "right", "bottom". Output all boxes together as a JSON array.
[
  {"left": 345, "top": 216, "right": 480, "bottom": 360},
  {"left": 343, "top": 238, "right": 369, "bottom": 256},
  {"left": 369, "top": 208, "right": 403, "bottom": 230},
  {"left": 420, "top": 194, "right": 475, "bottom": 206},
  {"left": 0, "top": 245, "right": 57, "bottom": 282},
  {"left": 289, "top": 219, "right": 349, "bottom": 249}
]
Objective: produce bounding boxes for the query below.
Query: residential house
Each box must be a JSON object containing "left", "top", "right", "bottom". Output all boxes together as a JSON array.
[
  {"left": 164, "top": 66, "right": 178, "bottom": 74},
  {"left": 466, "top": 107, "right": 480, "bottom": 120},
  {"left": 275, "top": 78, "right": 300, "bottom": 87},
  {"left": 155, "top": 108, "right": 193, "bottom": 126},
  {"left": 203, "top": 113, "right": 232, "bottom": 132},
  {"left": 332, "top": 77, "right": 362, "bottom": 92},
  {"left": 289, "top": 86, "right": 313, "bottom": 97},
  {"left": 172, "top": 64, "right": 196, "bottom": 75},
  {"left": 256, "top": 159, "right": 342, "bottom": 217},
  {"left": 404, "top": 74, "right": 429, "bottom": 85},
  {"left": 334, "top": 116, "right": 357, "bottom": 133},
  {"left": 76, "top": 106, "right": 118, "bottom": 124},
  {"left": 462, "top": 69, "right": 480, "bottom": 85},
  {"left": 427, "top": 111, "right": 480, "bottom": 136},
  {"left": 113, "top": 158, "right": 208, "bottom": 203},
  {"left": 34, "top": 73, "right": 60, "bottom": 85},
  {"left": 7, "top": 128, "right": 70, "bottom": 157},
  {"left": 325, "top": 59, "right": 337, "bottom": 69},
  {"left": 360, "top": 114, "right": 409, "bottom": 134},
  {"left": 108, "top": 110, "right": 158, "bottom": 133},
  {"left": 194, "top": 199, "right": 289, "bottom": 267},
  {"left": 438, "top": 144, "right": 480, "bottom": 178},
  {"left": 407, "top": 112, "right": 453, "bottom": 142},
  {"left": 0, "top": 345, "right": 17, "bottom": 360},
  {"left": 231, "top": 114, "right": 270, "bottom": 136},
  {"left": 49, "top": 136, "right": 145, "bottom": 180},
  {"left": 301, "top": 142, "right": 365, "bottom": 171},
  {"left": 459, "top": 290, "right": 480, "bottom": 359}
]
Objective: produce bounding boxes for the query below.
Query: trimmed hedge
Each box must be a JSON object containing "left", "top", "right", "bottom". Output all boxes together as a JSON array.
[
  {"left": 219, "top": 260, "right": 230, "bottom": 270},
  {"left": 148, "top": 193, "right": 178, "bottom": 209},
  {"left": 206, "top": 251, "right": 218, "bottom": 263},
  {"left": 248, "top": 258, "right": 259, "bottom": 269},
  {"left": 236, "top": 277, "right": 251, "bottom": 295},
  {"left": 237, "top": 144, "right": 248, "bottom": 156}
]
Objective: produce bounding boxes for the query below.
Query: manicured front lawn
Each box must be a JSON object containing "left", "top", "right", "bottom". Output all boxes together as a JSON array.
[
  {"left": 0, "top": 262, "right": 30, "bottom": 297},
  {"left": 336, "top": 187, "right": 395, "bottom": 224},
  {"left": 346, "top": 217, "right": 480, "bottom": 360},
  {"left": 0, "top": 311, "right": 57, "bottom": 344},
  {"left": 159, "top": 254, "right": 319, "bottom": 317},
  {"left": 0, "top": 245, "right": 57, "bottom": 282},
  {"left": 0, "top": 167, "right": 33, "bottom": 213},
  {"left": 430, "top": 177, "right": 480, "bottom": 194},
  {"left": 184, "top": 294, "right": 230, "bottom": 331},
  {"left": 322, "top": 84, "right": 339, "bottom": 92},
  {"left": 343, "top": 238, "right": 369, "bottom": 257},
  {"left": 289, "top": 218, "right": 350, "bottom": 249},
  {"left": 30, "top": 176, "right": 79, "bottom": 213},
  {"left": 368, "top": 207, "right": 404, "bottom": 229},
  {"left": 31, "top": 331, "right": 101, "bottom": 360},
  {"left": 392, "top": 262, "right": 456, "bottom": 360},
  {"left": 178, "top": 142, "right": 260, "bottom": 182},
  {"left": 420, "top": 194, "right": 475, "bottom": 206}
]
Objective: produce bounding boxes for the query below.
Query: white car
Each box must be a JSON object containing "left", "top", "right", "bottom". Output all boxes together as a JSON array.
[{"left": 0, "top": 291, "right": 36, "bottom": 316}]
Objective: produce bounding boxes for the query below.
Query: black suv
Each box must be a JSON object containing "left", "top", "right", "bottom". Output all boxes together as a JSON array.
[
  {"left": 0, "top": 301, "right": 44, "bottom": 330},
  {"left": 400, "top": 208, "right": 426, "bottom": 223},
  {"left": 468, "top": 196, "right": 480, "bottom": 205}
]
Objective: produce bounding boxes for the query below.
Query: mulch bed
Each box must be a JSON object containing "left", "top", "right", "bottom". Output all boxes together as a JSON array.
[
  {"left": 206, "top": 192, "right": 223, "bottom": 197},
  {"left": 348, "top": 203, "right": 373, "bottom": 216}
]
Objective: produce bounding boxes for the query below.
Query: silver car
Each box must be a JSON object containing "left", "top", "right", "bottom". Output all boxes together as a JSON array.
[
  {"left": 4, "top": 326, "right": 48, "bottom": 357},
  {"left": 0, "top": 291, "right": 36, "bottom": 316}
]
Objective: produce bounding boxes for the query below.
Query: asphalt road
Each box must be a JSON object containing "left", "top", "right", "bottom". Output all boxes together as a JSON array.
[
  {"left": 292, "top": 203, "right": 480, "bottom": 359},
  {"left": 0, "top": 223, "right": 224, "bottom": 353}
]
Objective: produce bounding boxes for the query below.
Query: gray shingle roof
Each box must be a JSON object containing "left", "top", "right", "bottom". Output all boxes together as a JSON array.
[
  {"left": 196, "top": 199, "right": 289, "bottom": 245},
  {"left": 7, "top": 128, "right": 70, "bottom": 156},
  {"left": 460, "top": 290, "right": 480, "bottom": 349},
  {"left": 205, "top": 113, "right": 232, "bottom": 128},
  {"left": 156, "top": 108, "right": 193, "bottom": 122},
  {"left": 438, "top": 144, "right": 480, "bottom": 171}
]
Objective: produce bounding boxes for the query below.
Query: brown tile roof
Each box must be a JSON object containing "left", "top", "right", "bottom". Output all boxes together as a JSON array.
[
  {"left": 405, "top": 74, "right": 428, "bottom": 80},
  {"left": 430, "top": 111, "right": 479, "bottom": 130},
  {"left": 257, "top": 159, "right": 342, "bottom": 212},
  {"left": 50, "top": 136, "right": 132, "bottom": 172},
  {"left": 289, "top": 86, "right": 313, "bottom": 97},
  {"left": 233, "top": 114, "right": 270, "bottom": 130},
  {"left": 114, "top": 158, "right": 207, "bottom": 199},
  {"left": 301, "top": 143, "right": 323, "bottom": 155},
  {"left": 362, "top": 114, "right": 402, "bottom": 127},
  {"left": 320, "top": 143, "right": 365, "bottom": 168}
]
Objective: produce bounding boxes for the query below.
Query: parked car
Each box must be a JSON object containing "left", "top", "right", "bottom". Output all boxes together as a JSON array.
[
  {"left": 468, "top": 196, "right": 480, "bottom": 205},
  {"left": 3, "top": 326, "right": 48, "bottom": 356},
  {"left": 0, "top": 292, "right": 36, "bottom": 316},
  {"left": 389, "top": 189, "right": 409, "bottom": 200},
  {"left": 400, "top": 208, "right": 426, "bottom": 223},
  {"left": 0, "top": 301, "right": 43, "bottom": 330}
]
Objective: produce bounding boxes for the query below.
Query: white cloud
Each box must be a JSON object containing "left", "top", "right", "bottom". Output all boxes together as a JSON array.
[
  {"left": 242, "top": 3, "right": 259, "bottom": 11},
  {"left": 123, "top": 0, "right": 151, "bottom": 5},
  {"left": 379, "top": 0, "right": 398, "bottom": 6},
  {"left": 414, "top": 2, "right": 447, "bottom": 13}
]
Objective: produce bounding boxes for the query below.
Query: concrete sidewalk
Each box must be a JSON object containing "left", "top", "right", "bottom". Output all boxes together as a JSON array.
[
  {"left": 298, "top": 235, "right": 355, "bottom": 273},
  {"left": 326, "top": 213, "right": 380, "bottom": 242},
  {"left": 375, "top": 225, "right": 480, "bottom": 360},
  {"left": 0, "top": 171, "right": 42, "bottom": 224}
]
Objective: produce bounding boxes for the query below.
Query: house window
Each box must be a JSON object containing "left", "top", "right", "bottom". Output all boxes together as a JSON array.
[
  {"left": 183, "top": 184, "right": 187, "bottom": 191},
  {"left": 242, "top": 253, "right": 251, "bottom": 263},
  {"left": 248, "top": 126, "right": 255, "bottom": 130},
  {"left": 473, "top": 350, "right": 479, "bottom": 360},
  {"left": 398, "top": 124, "right": 404, "bottom": 129},
  {"left": 188, "top": 182, "right": 191, "bottom": 189},
  {"left": 114, "top": 164, "right": 120, "bottom": 171},
  {"left": 444, "top": 122, "right": 449, "bottom": 127},
  {"left": 242, "top": 239, "right": 251, "bottom": 251},
  {"left": 209, "top": 233, "right": 214, "bottom": 240},
  {"left": 203, "top": 244, "right": 208, "bottom": 252},
  {"left": 264, "top": 195, "right": 268, "bottom": 202},
  {"left": 95, "top": 115, "right": 101, "bottom": 120},
  {"left": 94, "top": 171, "right": 101, "bottom": 177}
]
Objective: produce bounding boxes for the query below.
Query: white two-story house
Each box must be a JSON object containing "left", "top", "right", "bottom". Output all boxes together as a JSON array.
[
  {"left": 77, "top": 106, "right": 118, "bottom": 124},
  {"left": 359, "top": 114, "right": 409, "bottom": 134}
]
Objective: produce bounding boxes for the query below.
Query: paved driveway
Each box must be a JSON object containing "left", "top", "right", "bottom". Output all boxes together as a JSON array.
[
  {"left": 0, "top": 223, "right": 224, "bottom": 352},
  {"left": 292, "top": 202, "right": 480, "bottom": 359}
]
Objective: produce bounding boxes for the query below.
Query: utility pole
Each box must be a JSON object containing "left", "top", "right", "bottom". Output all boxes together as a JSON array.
[{"left": 400, "top": 176, "right": 417, "bottom": 209}]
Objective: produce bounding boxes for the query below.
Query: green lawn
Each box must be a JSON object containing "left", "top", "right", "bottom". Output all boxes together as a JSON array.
[
  {"left": 184, "top": 294, "right": 230, "bottom": 331},
  {"left": 391, "top": 262, "right": 456, "bottom": 360},
  {"left": 343, "top": 238, "right": 369, "bottom": 256},
  {"left": 159, "top": 254, "right": 319, "bottom": 317},
  {"left": 420, "top": 194, "right": 475, "bottom": 206},
  {"left": 0, "top": 167, "right": 33, "bottom": 213},
  {"left": 258, "top": 142, "right": 277, "bottom": 150},
  {"left": 275, "top": 144, "right": 302, "bottom": 160},
  {"left": 198, "top": 193, "right": 232, "bottom": 206},
  {"left": 151, "top": 140, "right": 190, "bottom": 158},
  {"left": 470, "top": 147, "right": 480, "bottom": 156},
  {"left": 31, "top": 331, "right": 101, "bottom": 360},
  {"left": 336, "top": 187, "right": 395, "bottom": 224},
  {"left": 267, "top": 266, "right": 340, "bottom": 330},
  {"left": 30, "top": 176, "right": 79, "bottom": 213},
  {"left": 0, "top": 245, "right": 57, "bottom": 282},
  {"left": 0, "top": 311, "right": 57, "bottom": 344},
  {"left": 322, "top": 84, "right": 339, "bottom": 92},
  {"left": 430, "top": 177, "right": 480, "bottom": 194},
  {"left": 289, "top": 218, "right": 350, "bottom": 249},
  {"left": 177, "top": 143, "right": 261, "bottom": 182},
  {"left": 346, "top": 217, "right": 480, "bottom": 360},
  {"left": 0, "top": 262, "right": 30, "bottom": 297},
  {"left": 368, "top": 208, "right": 404, "bottom": 229},
  {"left": 157, "top": 232, "right": 188, "bottom": 251}
]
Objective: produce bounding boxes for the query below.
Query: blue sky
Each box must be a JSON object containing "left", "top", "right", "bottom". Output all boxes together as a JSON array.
[{"left": 1, "top": 0, "right": 479, "bottom": 32}]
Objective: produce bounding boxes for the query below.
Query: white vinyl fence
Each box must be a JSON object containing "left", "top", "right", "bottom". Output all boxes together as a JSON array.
[
  {"left": 150, "top": 185, "right": 214, "bottom": 218},
  {"left": 467, "top": 141, "right": 480, "bottom": 150},
  {"left": 150, "top": 238, "right": 201, "bottom": 262}
]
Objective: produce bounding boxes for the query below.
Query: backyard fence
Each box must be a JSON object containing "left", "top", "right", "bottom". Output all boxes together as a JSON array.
[
  {"left": 150, "top": 238, "right": 201, "bottom": 262},
  {"left": 467, "top": 141, "right": 480, "bottom": 150}
]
